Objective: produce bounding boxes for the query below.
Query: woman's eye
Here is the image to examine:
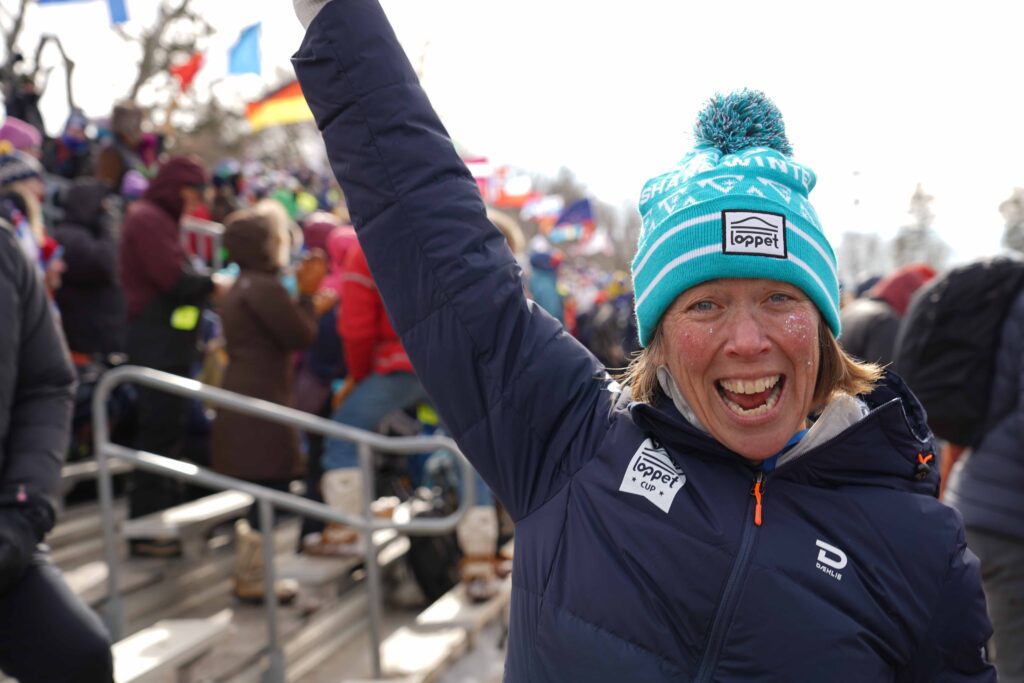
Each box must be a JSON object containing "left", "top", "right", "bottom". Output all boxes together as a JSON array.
[
  {"left": 768, "top": 293, "right": 792, "bottom": 304},
  {"left": 691, "top": 300, "right": 715, "bottom": 313}
]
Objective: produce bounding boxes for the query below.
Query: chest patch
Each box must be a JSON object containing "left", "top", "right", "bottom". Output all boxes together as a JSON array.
[{"left": 618, "top": 438, "right": 686, "bottom": 513}]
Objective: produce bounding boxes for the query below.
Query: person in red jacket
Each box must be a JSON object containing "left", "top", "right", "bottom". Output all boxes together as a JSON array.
[{"left": 315, "top": 238, "right": 426, "bottom": 551}]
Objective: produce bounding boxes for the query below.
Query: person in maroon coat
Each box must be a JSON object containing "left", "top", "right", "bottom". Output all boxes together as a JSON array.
[{"left": 119, "top": 156, "right": 230, "bottom": 538}]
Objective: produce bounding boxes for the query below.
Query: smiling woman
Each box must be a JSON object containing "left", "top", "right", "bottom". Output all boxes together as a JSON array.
[{"left": 292, "top": 2, "right": 996, "bottom": 680}]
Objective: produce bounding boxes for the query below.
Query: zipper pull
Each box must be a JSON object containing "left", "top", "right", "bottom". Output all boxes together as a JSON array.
[
  {"left": 752, "top": 472, "right": 765, "bottom": 527},
  {"left": 16, "top": 484, "right": 27, "bottom": 504}
]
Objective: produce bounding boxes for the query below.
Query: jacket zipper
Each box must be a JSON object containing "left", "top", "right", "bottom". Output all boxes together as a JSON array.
[{"left": 693, "top": 472, "right": 766, "bottom": 683}]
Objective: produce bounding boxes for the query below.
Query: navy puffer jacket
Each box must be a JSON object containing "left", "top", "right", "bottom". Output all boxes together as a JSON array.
[{"left": 293, "top": 2, "right": 995, "bottom": 680}]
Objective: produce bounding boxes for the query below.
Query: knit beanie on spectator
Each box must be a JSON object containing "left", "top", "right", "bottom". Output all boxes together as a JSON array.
[
  {"left": 0, "top": 141, "right": 43, "bottom": 189},
  {"left": 631, "top": 90, "right": 840, "bottom": 347},
  {"left": 0, "top": 117, "right": 42, "bottom": 153}
]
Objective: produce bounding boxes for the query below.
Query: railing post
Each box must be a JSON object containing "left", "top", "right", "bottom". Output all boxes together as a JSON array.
[
  {"left": 92, "top": 380, "right": 124, "bottom": 640},
  {"left": 360, "top": 442, "right": 383, "bottom": 679},
  {"left": 259, "top": 499, "right": 285, "bottom": 683}
]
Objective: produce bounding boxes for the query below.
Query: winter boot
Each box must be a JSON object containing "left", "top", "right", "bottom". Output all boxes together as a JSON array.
[
  {"left": 456, "top": 505, "right": 501, "bottom": 602},
  {"left": 303, "top": 468, "right": 365, "bottom": 557},
  {"left": 233, "top": 519, "right": 299, "bottom": 604}
]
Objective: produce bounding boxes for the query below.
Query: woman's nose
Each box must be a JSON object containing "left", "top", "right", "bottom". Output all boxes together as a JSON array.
[{"left": 723, "top": 311, "right": 771, "bottom": 357}]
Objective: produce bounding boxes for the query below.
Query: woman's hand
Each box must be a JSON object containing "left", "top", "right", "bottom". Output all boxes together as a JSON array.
[{"left": 296, "top": 248, "right": 328, "bottom": 296}]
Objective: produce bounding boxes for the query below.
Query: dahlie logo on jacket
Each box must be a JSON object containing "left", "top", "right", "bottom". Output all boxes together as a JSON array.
[{"left": 619, "top": 438, "right": 686, "bottom": 513}]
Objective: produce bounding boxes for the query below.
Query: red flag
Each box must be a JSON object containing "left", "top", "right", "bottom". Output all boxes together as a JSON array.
[{"left": 170, "top": 52, "right": 204, "bottom": 91}]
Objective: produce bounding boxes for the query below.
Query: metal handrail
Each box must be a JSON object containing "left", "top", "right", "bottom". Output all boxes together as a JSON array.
[{"left": 92, "top": 365, "right": 475, "bottom": 681}]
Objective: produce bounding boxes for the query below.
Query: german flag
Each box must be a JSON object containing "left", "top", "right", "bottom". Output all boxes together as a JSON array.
[{"left": 245, "top": 80, "right": 314, "bottom": 132}]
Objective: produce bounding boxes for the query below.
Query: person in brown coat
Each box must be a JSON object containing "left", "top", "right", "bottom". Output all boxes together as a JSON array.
[{"left": 211, "top": 199, "right": 332, "bottom": 602}]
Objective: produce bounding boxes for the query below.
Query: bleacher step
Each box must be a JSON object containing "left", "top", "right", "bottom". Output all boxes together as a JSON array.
[
  {"left": 62, "top": 560, "right": 162, "bottom": 608},
  {"left": 122, "top": 490, "right": 254, "bottom": 559},
  {"left": 112, "top": 608, "right": 232, "bottom": 683},
  {"left": 378, "top": 626, "right": 468, "bottom": 683},
  {"left": 414, "top": 579, "right": 512, "bottom": 634}
]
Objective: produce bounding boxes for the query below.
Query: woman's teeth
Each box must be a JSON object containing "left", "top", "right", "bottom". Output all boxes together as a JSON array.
[
  {"left": 718, "top": 375, "right": 783, "bottom": 416},
  {"left": 719, "top": 375, "right": 780, "bottom": 395}
]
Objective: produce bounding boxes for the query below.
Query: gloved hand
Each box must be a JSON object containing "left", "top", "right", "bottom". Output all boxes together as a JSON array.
[{"left": 0, "top": 505, "right": 49, "bottom": 594}]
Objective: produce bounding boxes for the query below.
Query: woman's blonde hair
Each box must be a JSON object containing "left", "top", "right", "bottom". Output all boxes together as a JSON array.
[
  {"left": 620, "top": 317, "right": 882, "bottom": 410},
  {"left": 8, "top": 181, "right": 44, "bottom": 244}
]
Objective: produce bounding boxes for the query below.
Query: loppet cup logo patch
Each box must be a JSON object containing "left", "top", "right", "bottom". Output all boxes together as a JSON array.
[
  {"left": 722, "top": 210, "right": 787, "bottom": 259},
  {"left": 619, "top": 438, "right": 686, "bottom": 513}
]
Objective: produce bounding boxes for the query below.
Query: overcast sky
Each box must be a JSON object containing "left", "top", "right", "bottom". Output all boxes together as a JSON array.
[{"left": 24, "top": 1, "right": 1024, "bottom": 268}]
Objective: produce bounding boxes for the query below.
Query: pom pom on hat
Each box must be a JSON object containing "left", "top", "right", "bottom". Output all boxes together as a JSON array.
[{"left": 694, "top": 89, "right": 792, "bottom": 157}]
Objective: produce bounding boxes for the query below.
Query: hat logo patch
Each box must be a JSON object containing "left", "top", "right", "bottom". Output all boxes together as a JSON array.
[{"left": 722, "top": 210, "right": 787, "bottom": 259}]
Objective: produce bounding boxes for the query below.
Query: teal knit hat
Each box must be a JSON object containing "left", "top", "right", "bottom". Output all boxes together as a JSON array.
[{"left": 631, "top": 90, "right": 839, "bottom": 347}]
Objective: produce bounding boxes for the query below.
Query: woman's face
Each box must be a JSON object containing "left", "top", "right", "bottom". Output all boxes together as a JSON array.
[{"left": 660, "top": 278, "right": 820, "bottom": 460}]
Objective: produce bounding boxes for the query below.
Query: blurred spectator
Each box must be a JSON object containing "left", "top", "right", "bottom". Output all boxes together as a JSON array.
[
  {"left": 3, "top": 74, "right": 45, "bottom": 136},
  {"left": 44, "top": 109, "right": 93, "bottom": 180},
  {"left": 94, "top": 101, "right": 144, "bottom": 192},
  {"left": 212, "top": 200, "right": 330, "bottom": 603},
  {"left": 53, "top": 178, "right": 125, "bottom": 357},
  {"left": 0, "top": 116, "right": 42, "bottom": 158},
  {"left": 945, "top": 286, "right": 1024, "bottom": 680},
  {"left": 119, "top": 156, "right": 227, "bottom": 540},
  {"left": 295, "top": 218, "right": 355, "bottom": 547},
  {"left": 312, "top": 238, "right": 426, "bottom": 554},
  {"left": 0, "top": 143, "right": 46, "bottom": 267},
  {"left": 527, "top": 238, "right": 565, "bottom": 323},
  {"left": 0, "top": 223, "right": 113, "bottom": 681},
  {"left": 840, "top": 263, "right": 935, "bottom": 366}
]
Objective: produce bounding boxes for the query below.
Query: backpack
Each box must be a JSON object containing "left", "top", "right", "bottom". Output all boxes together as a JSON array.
[{"left": 892, "top": 257, "right": 1024, "bottom": 446}]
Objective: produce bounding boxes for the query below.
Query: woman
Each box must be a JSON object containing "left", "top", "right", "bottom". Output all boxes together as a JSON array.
[
  {"left": 292, "top": 2, "right": 994, "bottom": 680},
  {"left": 211, "top": 199, "right": 331, "bottom": 602}
]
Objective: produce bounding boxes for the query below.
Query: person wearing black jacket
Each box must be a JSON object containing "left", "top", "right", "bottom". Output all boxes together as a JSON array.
[
  {"left": 0, "top": 217, "right": 113, "bottom": 681},
  {"left": 54, "top": 177, "right": 126, "bottom": 357}
]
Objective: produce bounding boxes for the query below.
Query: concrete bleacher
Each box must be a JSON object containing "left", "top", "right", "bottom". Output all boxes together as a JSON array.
[
  {"left": 121, "top": 489, "right": 254, "bottom": 559},
  {"left": 33, "top": 462, "right": 514, "bottom": 683},
  {"left": 112, "top": 609, "right": 232, "bottom": 683}
]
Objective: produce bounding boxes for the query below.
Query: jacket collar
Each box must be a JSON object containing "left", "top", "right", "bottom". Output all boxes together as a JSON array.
[{"left": 624, "top": 370, "right": 938, "bottom": 495}]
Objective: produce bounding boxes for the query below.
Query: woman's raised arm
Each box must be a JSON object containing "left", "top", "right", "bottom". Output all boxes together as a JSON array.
[{"left": 292, "top": 0, "right": 614, "bottom": 521}]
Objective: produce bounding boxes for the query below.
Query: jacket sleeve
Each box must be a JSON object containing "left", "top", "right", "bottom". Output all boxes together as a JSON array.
[
  {"left": 338, "top": 248, "right": 379, "bottom": 382},
  {"left": 242, "top": 277, "right": 318, "bottom": 351},
  {"left": 1, "top": 231, "right": 75, "bottom": 523},
  {"left": 898, "top": 525, "right": 996, "bottom": 682},
  {"left": 293, "top": 0, "right": 613, "bottom": 520},
  {"left": 133, "top": 212, "right": 213, "bottom": 305}
]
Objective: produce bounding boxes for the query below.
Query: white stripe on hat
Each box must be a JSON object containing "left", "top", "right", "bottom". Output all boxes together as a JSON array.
[
  {"left": 633, "top": 212, "right": 720, "bottom": 279},
  {"left": 790, "top": 253, "right": 838, "bottom": 310},
  {"left": 788, "top": 221, "right": 836, "bottom": 269},
  {"left": 635, "top": 244, "right": 721, "bottom": 310}
]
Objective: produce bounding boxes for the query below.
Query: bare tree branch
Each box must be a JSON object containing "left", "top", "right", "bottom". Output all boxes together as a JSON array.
[
  {"left": 1, "top": 0, "right": 30, "bottom": 85},
  {"left": 125, "top": 0, "right": 202, "bottom": 100},
  {"left": 31, "top": 34, "right": 76, "bottom": 110}
]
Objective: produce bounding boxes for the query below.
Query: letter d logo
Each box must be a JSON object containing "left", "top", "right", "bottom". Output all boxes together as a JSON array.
[{"left": 815, "top": 539, "right": 848, "bottom": 570}]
